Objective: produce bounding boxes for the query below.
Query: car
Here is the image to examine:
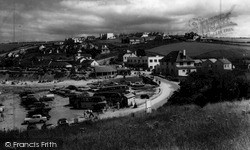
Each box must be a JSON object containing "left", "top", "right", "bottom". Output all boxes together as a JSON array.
[
  {"left": 57, "top": 118, "right": 69, "bottom": 126},
  {"left": 24, "top": 114, "right": 47, "bottom": 124},
  {"left": 131, "top": 82, "right": 145, "bottom": 87},
  {"left": 41, "top": 123, "right": 56, "bottom": 130}
]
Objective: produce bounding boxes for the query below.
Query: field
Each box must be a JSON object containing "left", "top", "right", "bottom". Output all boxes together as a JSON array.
[
  {"left": 0, "top": 43, "right": 25, "bottom": 54},
  {"left": 146, "top": 42, "right": 250, "bottom": 59},
  {"left": 1, "top": 100, "right": 250, "bottom": 150},
  {"left": 212, "top": 38, "right": 250, "bottom": 43}
]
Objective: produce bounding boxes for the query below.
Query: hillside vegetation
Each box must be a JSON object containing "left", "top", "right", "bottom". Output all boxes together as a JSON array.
[
  {"left": 146, "top": 42, "right": 250, "bottom": 59},
  {"left": 1, "top": 101, "right": 250, "bottom": 150}
]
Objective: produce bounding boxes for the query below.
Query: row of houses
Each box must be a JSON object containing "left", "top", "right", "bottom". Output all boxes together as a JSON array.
[
  {"left": 155, "top": 50, "right": 233, "bottom": 77},
  {"left": 123, "top": 50, "right": 164, "bottom": 70}
]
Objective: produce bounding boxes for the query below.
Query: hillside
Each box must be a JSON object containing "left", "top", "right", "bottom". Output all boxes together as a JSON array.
[
  {"left": 146, "top": 42, "right": 250, "bottom": 59},
  {"left": 1, "top": 101, "right": 250, "bottom": 150}
]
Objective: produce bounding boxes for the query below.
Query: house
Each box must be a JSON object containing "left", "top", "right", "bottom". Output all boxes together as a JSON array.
[
  {"left": 156, "top": 50, "right": 196, "bottom": 77},
  {"left": 202, "top": 58, "right": 217, "bottom": 70},
  {"left": 92, "top": 66, "right": 117, "bottom": 77},
  {"left": 127, "top": 56, "right": 148, "bottom": 68},
  {"left": 100, "top": 45, "right": 110, "bottom": 54},
  {"left": 147, "top": 55, "right": 164, "bottom": 70},
  {"left": 121, "top": 37, "right": 142, "bottom": 44},
  {"left": 123, "top": 51, "right": 137, "bottom": 63},
  {"left": 80, "top": 59, "right": 99, "bottom": 68},
  {"left": 100, "top": 33, "right": 116, "bottom": 40},
  {"left": 86, "top": 36, "right": 96, "bottom": 41},
  {"left": 213, "top": 58, "right": 233, "bottom": 71},
  {"left": 194, "top": 59, "right": 206, "bottom": 71}
]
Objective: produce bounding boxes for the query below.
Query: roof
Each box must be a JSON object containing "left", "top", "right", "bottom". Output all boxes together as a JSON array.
[
  {"left": 50, "top": 61, "right": 72, "bottom": 67},
  {"left": 82, "top": 54, "right": 92, "bottom": 58},
  {"left": 177, "top": 66, "right": 196, "bottom": 69},
  {"left": 160, "top": 50, "right": 194, "bottom": 63},
  {"left": 81, "top": 59, "right": 95, "bottom": 65},
  {"left": 194, "top": 59, "right": 202, "bottom": 63},
  {"left": 209, "top": 58, "right": 217, "bottom": 63},
  {"left": 218, "top": 58, "right": 231, "bottom": 64},
  {"left": 160, "top": 51, "right": 179, "bottom": 62},
  {"left": 94, "top": 66, "right": 117, "bottom": 73},
  {"left": 123, "top": 53, "right": 136, "bottom": 57}
]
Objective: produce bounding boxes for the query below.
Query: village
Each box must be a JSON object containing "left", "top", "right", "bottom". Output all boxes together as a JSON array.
[{"left": 0, "top": 31, "right": 246, "bottom": 131}]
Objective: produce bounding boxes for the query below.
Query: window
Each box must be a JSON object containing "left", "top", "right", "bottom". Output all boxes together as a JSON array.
[
  {"left": 180, "top": 62, "right": 183, "bottom": 66},
  {"left": 150, "top": 66, "right": 153, "bottom": 69},
  {"left": 154, "top": 59, "right": 157, "bottom": 62},
  {"left": 134, "top": 60, "right": 136, "bottom": 62},
  {"left": 150, "top": 59, "right": 153, "bottom": 63},
  {"left": 138, "top": 60, "right": 140, "bottom": 63},
  {"left": 182, "top": 70, "right": 186, "bottom": 72},
  {"left": 187, "top": 62, "right": 191, "bottom": 65}
]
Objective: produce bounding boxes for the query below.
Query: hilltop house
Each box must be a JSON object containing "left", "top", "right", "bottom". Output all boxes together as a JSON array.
[
  {"left": 155, "top": 50, "right": 196, "bottom": 77},
  {"left": 100, "top": 33, "right": 116, "bottom": 40}
]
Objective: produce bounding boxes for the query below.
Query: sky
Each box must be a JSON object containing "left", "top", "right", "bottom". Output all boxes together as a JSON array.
[{"left": 0, "top": 0, "right": 250, "bottom": 42}]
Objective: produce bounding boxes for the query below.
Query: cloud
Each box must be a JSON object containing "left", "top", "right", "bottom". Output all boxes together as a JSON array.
[{"left": 0, "top": 0, "right": 250, "bottom": 42}]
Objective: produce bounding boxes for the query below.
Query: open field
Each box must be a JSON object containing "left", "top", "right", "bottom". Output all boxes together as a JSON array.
[{"left": 147, "top": 42, "right": 250, "bottom": 59}]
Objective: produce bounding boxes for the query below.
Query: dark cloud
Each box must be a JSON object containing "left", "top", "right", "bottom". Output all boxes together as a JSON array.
[{"left": 0, "top": 0, "right": 250, "bottom": 42}]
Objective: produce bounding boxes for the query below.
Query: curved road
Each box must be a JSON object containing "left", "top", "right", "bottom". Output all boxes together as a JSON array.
[{"left": 99, "top": 77, "right": 179, "bottom": 119}]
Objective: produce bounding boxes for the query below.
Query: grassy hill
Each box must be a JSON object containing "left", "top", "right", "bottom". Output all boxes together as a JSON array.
[
  {"left": 146, "top": 42, "right": 250, "bottom": 59},
  {"left": 1, "top": 101, "right": 250, "bottom": 150}
]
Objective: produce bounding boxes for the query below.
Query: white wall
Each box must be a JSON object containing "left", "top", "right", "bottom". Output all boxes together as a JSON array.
[{"left": 148, "top": 56, "right": 163, "bottom": 69}]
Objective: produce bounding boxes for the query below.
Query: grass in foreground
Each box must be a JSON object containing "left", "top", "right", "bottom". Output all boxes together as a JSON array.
[{"left": 1, "top": 101, "right": 250, "bottom": 150}]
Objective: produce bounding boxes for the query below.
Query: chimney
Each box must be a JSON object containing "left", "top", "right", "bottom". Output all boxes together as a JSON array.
[{"left": 183, "top": 49, "right": 186, "bottom": 56}]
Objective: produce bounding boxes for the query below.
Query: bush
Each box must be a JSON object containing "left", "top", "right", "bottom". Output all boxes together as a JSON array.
[{"left": 167, "top": 70, "right": 249, "bottom": 107}]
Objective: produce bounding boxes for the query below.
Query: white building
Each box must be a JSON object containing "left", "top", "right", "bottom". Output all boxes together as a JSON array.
[{"left": 148, "top": 55, "right": 164, "bottom": 70}]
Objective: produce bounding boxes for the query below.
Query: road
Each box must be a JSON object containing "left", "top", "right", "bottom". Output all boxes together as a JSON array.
[{"left": 99, "top": 77, "right": 179, "bottom": 119}]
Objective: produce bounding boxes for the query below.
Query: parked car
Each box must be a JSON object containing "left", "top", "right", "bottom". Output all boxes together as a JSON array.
[
  {"left": 57, "top": 118, "right": 69, "bottom": 126},
  {"left": 131, "top": 82, "right": 145, "bottom": 87},
  {"left": 39, "top": 94, "right": 55, "bottom": 101},
  {"left": 24, "top": 114, "right": 47, "bottom": 124},
  {"left": 19, "top": 91, "right": 34, "bottom": 98},
  {"left": 41, "top": 123, "right": 55, "bottom": 130}
]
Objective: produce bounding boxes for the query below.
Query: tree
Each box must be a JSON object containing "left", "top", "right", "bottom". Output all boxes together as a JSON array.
[{"left": 136, "top": 49, "right": 146, "bottom": 57}]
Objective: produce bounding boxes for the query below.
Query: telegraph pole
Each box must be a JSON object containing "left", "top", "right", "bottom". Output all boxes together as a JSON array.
[{"left": 13, "top": 0, "right": 16, "bottom": 43}]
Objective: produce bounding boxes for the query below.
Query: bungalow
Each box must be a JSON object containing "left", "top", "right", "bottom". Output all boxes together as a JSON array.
[
  {"left": 92, "top": 66, "right": 117, "bottom": 77},
  {"left": 213, "top": 58, "right": 233, "bottom": 71}
]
